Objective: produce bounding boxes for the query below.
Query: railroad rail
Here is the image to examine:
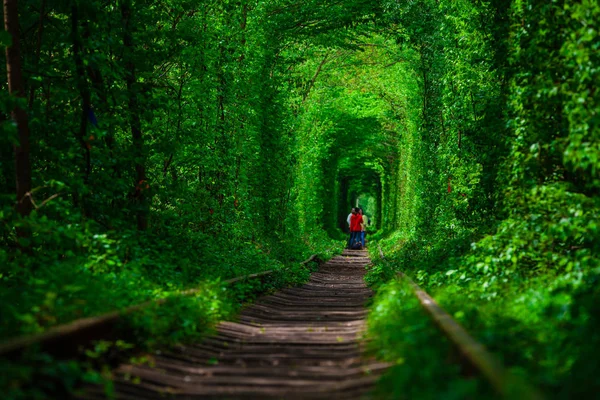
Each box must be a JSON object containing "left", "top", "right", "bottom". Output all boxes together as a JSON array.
[
  {"left": 0, "top": 254, "right": 320, "bottom": 358},
  {"left": 377, "top": 244, "right": 543, "bottom": 400}
]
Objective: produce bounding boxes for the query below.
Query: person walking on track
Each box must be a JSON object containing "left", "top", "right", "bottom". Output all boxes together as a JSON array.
[
  {"left": 359, "top": 208, "right": 368, "bottom": 248},
  {"left": 347, "top": 208, "right": 356, "bottom": 248},
  {"left": 349, "top": 208, "right": 363, "bottom": 249}
]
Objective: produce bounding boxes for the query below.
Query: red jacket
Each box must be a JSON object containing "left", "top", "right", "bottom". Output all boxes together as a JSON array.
[{"left": 350, "top": 214, "right": 363, "bottom": 232}]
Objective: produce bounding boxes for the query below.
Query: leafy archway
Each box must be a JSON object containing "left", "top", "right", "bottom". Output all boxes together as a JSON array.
[{"left": 1, "top": 0, "right": 600, "bottom": 396}]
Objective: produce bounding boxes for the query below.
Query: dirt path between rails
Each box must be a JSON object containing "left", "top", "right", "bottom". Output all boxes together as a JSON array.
[{"left": 82, "top": 250, "right": 388, "bottom": 400}]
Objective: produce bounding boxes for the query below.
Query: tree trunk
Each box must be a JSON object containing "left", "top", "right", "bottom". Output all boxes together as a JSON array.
[
  {"left": 302, "top": 51, "right": 329, "bottom": 104},
  {"left": 121, "top": 0, "right": 148, "bottom": 231},
  {"left": 28, "top": 0, "right": 46, "bottom": 109},
  {"left": 71, "top": 4, "right": 92, "bottom": 185},
  {"left": 4, "top": 0, "right": 33, "bottom": 219}
]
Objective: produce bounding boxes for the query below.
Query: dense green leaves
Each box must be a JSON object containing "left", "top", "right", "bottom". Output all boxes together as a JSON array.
[
  {"left": 1, "top": 0, "right": 599, "bottom": 397},
  {"left": 0, "top": 1, "right": 343, "bottom": 396},
  {"left": 369, "top": 0, "right": 600, "bottom": 397}
]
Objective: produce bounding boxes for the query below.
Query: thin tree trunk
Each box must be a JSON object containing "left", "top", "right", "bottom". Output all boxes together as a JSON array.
[
  {"left": 217, "top": 44, "right": 226, "bottom": 135},
  {"left": 28, "top": 0, "right": 46, "bottom": 109},
  {"left": 82, "top": 20, "right": 119, "bottom": 186},
  {"left": 0, "top": 113, "right": 14, "bottom": 193},
  {"left": 233, "top": 2, "right": 248, "bottom": 202},
  {"left": 121, "top": 0, "right": 148, "bottom": 231},
  {"left": 238, "top": 3, "right": 247, "bottom": 62},
  {"left": 163, "top": 153, "right": 173, "bottom": 178},
  {"left": 470, "top": 90, "right": 477, "bottom": 121},
  {"left": 302, "top": 51, "right": 329, "bottom": 104},
  {"left": 4, "top": 0, "right": 33, "bottom": 219},
  {"left": 163, "top": 73, "right": 185, "bottom": 179},
  {"left": 71, "top": 4, "right": 92, "bottom": 183}
]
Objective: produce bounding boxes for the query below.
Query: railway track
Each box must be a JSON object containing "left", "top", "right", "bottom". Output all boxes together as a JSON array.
[
  {"left": 3, "top": 247, "right": 543, "bottom": 399},
  {"left": 80, "top": 249, "right": 386, "bottom": 399}
]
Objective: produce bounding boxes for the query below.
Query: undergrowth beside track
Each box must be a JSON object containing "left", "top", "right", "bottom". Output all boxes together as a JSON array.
[
  {"left": 365, "top": 278, "right": 492, "bottom": 399},
  {"left": 368, "top": 216, "right": 600, "bottom": 399},
  {"left": 0, "top": 232, "right": 340, "bottom": 400}
]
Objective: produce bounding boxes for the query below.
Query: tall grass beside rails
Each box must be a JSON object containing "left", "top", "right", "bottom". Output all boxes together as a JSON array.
[
  {"left": 0, "top": 248, "right": 330, "bottom": 400},
  {"left": 374, "top": 227, "right": 600, "bottom": 398},
  {"left": 0, "top": 225, "right": 342, "bottom": 343},
  {"left": 365, "top": 278, "right": 493, "bottom": 399},
  {"left": 426, "top": 271, "right": 600, "bottom": 398}
]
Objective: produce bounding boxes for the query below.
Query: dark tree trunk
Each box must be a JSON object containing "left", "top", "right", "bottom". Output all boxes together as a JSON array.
[
  {"left": 4, "top": 0, "right": 33, "bottom": 219},
  {"left": 71, "top": 4, "right": 92, "bottom": 184},
  {"left": 121, "top": 0, "right": 148, "bottom": 231}
]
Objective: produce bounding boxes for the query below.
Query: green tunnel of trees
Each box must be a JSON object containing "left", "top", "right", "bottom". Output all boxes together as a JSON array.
[{"left": 1, "top": 0, "right": 600, "bottom": 397}]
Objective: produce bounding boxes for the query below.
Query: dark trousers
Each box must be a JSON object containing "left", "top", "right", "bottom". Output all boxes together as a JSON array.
[{"left": 349, "top": 231, "right": 361, "bottom": 248}]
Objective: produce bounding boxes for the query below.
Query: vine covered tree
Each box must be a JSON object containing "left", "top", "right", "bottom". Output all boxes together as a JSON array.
[{"left": 1, "top": 0, "right": 600, "bottom": 397}]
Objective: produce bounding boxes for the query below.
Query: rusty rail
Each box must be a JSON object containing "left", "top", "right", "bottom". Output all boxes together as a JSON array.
[
  {"left": 0, "top": 253, "right": 321, "bottom": 358},
  {"left": 376, "top": 244, "right": 543, "bottom": 399}
]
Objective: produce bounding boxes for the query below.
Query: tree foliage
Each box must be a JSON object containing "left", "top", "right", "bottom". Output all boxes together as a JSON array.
[{"left": 1, "top": 0, "right": 599, "bottom": 397}]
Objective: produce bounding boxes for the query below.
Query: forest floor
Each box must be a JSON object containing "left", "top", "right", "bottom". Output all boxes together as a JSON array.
[{"left": 79, "top": 250, "right": 388, "bottom": 399}]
